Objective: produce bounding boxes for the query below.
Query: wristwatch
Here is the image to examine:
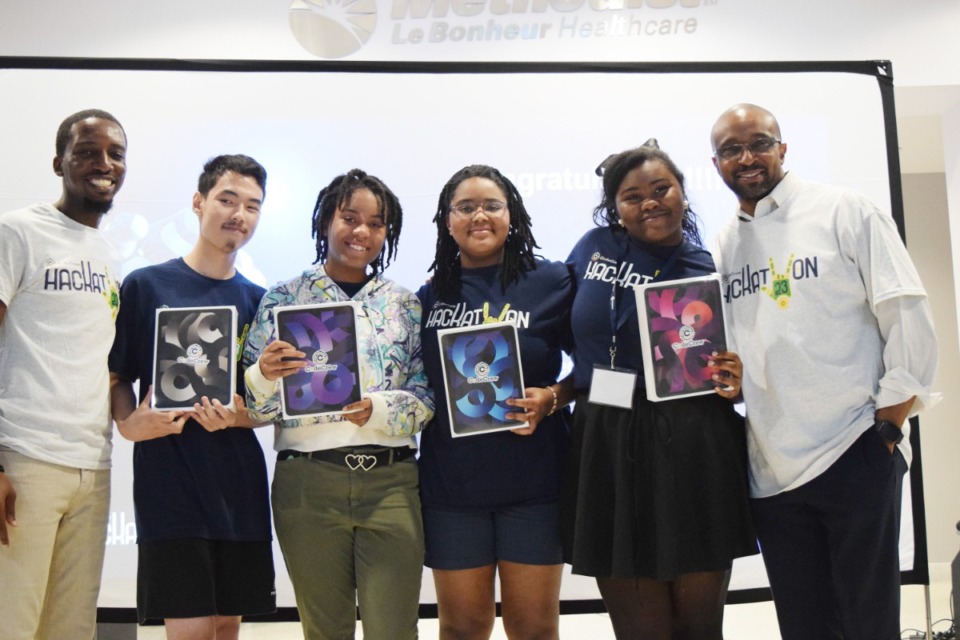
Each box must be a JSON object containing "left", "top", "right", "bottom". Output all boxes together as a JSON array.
[{"left": 874, "top": 419, "right": 904, "bottom": 445}]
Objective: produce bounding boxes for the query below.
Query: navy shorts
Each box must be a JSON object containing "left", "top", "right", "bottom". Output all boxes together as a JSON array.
[
  {"left": 423, "top": 502, "right": 563, "bottom": 570},
  {"left": 137, "top": 538, "right": 276, "bottom": 623}
]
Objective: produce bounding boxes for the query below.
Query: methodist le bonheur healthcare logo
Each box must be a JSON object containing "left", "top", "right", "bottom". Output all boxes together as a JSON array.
[
  {"left": 291, "top": 0, "right": 708, "bottom": 60},
  {"left": 290, "top": 0, "right": 378, "bottom": 59}
]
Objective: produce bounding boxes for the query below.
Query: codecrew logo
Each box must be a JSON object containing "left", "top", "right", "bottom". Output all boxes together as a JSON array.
[
  {"left": 289, "top": 0, "right": 709, "bottom": 59},
  {"left": 721, "top": 254, "right": 820, "bottom": 309},
  {"left": 305, "top": 349, "right": 338, "bottom": 373}
]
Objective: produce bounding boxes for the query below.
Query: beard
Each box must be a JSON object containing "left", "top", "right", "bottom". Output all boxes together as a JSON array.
[
  {"left": 81, "top": 196, "right": 115, "bottom": 215},
  {"left": 725, "top": 166, "right": 781, "bottom": 205}
]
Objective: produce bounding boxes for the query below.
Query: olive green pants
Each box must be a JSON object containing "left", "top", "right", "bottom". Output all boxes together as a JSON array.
[{"left": 272, "top": 455, "right": 424, "bottom": 640}]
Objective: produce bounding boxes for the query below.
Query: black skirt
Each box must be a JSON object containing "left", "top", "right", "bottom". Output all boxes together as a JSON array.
[{"left": 561, "top": 390, "right": 758, "bottom": 580}]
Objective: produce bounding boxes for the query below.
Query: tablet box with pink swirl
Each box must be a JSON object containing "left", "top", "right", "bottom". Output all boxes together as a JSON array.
[{"left": 634, "top": 274, "right": 729, "bottom": 402}]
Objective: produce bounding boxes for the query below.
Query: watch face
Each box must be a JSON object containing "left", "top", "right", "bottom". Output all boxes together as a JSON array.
[{"left": 875, "top": 420, "right": 903, "bottom": 444}]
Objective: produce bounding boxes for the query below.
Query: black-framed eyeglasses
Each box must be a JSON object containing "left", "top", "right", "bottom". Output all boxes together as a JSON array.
[
  {"left": 714, "top": 136, "right": 781, "bottom": 161},
  {"left": 450, "top": 200, "right": 508, "bottom": 218}
]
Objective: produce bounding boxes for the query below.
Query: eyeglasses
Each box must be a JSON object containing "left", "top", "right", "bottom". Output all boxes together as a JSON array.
[
  {"left": 714, "top": 136, "right": 781, "bottom": 161},
  {"left": 450, "top": 200, "right": 508, "bottom": 218}
]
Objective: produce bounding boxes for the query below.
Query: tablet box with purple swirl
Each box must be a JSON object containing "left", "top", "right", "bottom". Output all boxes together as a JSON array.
[
  {"left": 274, "top": 302, "right": 363, "bottom": 420},
  {"left": 438, "top": 321, "right": 526, "bottom": 437},
  {"left": 152, "top": 306, "right": 237, "bottom": 411},
  {"left": 634, "top": 274, "right": 729, "bottom": 402}
]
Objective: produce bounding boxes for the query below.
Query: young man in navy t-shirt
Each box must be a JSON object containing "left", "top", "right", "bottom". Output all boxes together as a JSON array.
[{"left": 109, "top": 155, "right": 276, "bottom": 636}]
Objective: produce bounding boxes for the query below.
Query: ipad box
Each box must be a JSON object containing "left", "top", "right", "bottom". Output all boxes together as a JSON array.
[
  {"left": 437, "top": 321, "right": 527, "bottom": 437},
  {"left": 274, "top": 302, "right": 363, "bottom": 420},
  {"left": 152, "top": 306, "right": 237, "bottom": 411},
  {"left": 634, "top": 274, "right": 729, "bottom": 402}
]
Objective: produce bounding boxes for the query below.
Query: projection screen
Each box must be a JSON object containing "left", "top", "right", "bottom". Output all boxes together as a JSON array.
[{"left": 0, "top": 58, "right": 926, "bottom": 617}]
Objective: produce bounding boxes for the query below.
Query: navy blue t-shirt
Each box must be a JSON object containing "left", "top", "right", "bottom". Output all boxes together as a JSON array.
[
  {"left": 109, "top": 258, "right": 271, "bottom": 542},
  {"left": 566, "top": 226, "right": 715, "bottom": 392},
  {"left": 417, "top": 260, "right": 574, "bottom": 510}
]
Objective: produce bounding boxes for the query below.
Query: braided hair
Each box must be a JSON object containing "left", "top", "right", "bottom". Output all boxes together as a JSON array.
[
  {"left": 428, "top": 165, "right": 539, "bottom": 302},
  {"left": 593, "top": 141, "right": 704, "bottom": 247},
  {"left": 311, "top": 169, "right": 403, "bottom": 274}
]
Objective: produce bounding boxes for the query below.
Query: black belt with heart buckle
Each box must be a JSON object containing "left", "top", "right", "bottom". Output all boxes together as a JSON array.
[{"left": 277, "top": 446, "right": 416, "bottom": 471}]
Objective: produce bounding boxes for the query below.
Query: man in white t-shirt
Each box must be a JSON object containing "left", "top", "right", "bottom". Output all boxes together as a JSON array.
[
  {"left": 0, "top": 109, "right": 129, "bottom": 640},
  {"left": 709, "top": 103, "right": 939, "bottom": 640}
]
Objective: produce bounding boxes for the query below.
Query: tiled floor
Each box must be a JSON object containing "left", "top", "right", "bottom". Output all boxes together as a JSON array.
[{"left": 135, "top": 564, "right": 955, "bottom": 639}]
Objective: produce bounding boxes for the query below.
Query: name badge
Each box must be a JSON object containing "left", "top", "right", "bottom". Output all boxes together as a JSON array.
[{"left": 589, "top": 366, "right": 637, "bottom": 410}]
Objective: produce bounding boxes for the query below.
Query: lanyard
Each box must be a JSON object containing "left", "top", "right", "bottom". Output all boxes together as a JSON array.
[{"left": 607, "top": 238, "right": 685, "bottom": 368}]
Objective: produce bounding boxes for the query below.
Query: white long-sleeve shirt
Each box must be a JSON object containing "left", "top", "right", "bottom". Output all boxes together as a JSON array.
[{"left": 713, "top": 172, "right": 940, "bottom": 498}]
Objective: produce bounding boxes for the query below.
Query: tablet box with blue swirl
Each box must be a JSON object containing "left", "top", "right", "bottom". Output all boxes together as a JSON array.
[
  {"left": 438, "top": 321, "right": 527, "bottom": 437},
  {"left": 152, "top": 306, "right": 237, "bottom": 411},
  {"left": 634, "top": 274, "right": 729, "bottom": 402},
  {"left": 274, "top": 302, "right": 363, "bottom": 420}
]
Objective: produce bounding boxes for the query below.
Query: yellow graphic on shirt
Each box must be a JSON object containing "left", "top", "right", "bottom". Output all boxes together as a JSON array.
[
  {"left": 237, "top": 323, "right": 251, "bottom": 362},
  {"left": 105, "top": 272, "right": 120, "bottom": 320},
  {"left": 482, "top": 302, "right": 510, "bottom": 323},
  {"left": 760, "top": 255, "right": 794, "bottom": 309}
]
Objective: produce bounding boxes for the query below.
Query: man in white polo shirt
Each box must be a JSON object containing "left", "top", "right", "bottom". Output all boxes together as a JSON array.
[
  {"left": 0, "top": 109, "right": 127, "bottom": 639},
  {"left": 710, "top": 103, "right": 940, "bottom": 640}
]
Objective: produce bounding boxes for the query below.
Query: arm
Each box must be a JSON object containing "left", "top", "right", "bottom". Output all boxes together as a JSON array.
[
  {"left": 507, "top": 266, "right": 578, "bottom": 435},
  {"left": 872, "top": 295, "right": 939, "bottom": 452},
  {"left": 0, "top": 300, "right": 17, "bottom": 545},
  {"left": 0, "top": 451, "right": 14, "bottom": 545},
  {"left": 873, "top": 295, "right": 939, "bottom": 418},
  {"left": 243, "top": 339, "right": 307, "bottom": 422},
  {"left": 362, "top": 294, "right": 435, "bottom": 437},
  {"left": 110, "top": 374, "right": 188, "bottom": 441},
  {"left": 850, "top": 206, "right": 940, "bottom": 443},
  {"left": 842, "top": 204, "right": 941, "bottom": 452},
  {"left": 241, "top": 288, "right": 308, "bottom": 422}
]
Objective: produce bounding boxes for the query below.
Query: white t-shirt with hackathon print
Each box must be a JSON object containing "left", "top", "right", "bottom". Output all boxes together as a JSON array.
[
  {"left": 713, "top": 172, "right": 936, "bottom": 499},
  {"left": 0, "top": 203, "right": 120, "bottom": 470}
]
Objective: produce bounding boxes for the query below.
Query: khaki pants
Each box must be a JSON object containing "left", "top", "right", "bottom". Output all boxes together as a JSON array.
[
  {"left": 0, "top": 450, "right": 110, "bottom": 640},
  {"left": 272, "top": 455, "right": 423, "bottom": 640}
]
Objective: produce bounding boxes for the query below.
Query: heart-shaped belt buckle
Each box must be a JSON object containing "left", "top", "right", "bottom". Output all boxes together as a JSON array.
[{"left": 345, "top": 454, "right": 377, "bottom": 471}]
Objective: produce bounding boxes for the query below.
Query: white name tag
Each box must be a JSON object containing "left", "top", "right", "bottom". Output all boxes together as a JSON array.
[{"left": 588, "top": 366, "right": 637, "bottom": 410}]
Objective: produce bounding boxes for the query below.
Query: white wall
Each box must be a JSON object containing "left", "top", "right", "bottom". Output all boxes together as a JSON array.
[{"left": 901, "top": 173, "right": 960, "bottom": 565}]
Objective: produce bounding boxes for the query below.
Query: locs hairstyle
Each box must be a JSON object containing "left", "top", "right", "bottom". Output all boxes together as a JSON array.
[
  {"left": 311, "top": 169, "right": 402, "bottom": 274},
  {"left": 55, "top": 109, "right": 125, "bottom": 157},
  {"left": 594, "top": 140, "right": 704, "bottom": 247},
  {"left": 429, "top": 164, "right": 539, "bottom": 302},
  {"left": 197, "top": 154, "right": 267, "bottom": 197}
]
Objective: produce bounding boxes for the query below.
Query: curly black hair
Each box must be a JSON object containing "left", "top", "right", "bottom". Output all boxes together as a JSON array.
[
  {"left": 311, "top": 169, "right": 403, "bottom": 274},
  {"left": 594, "top": 141, "right": 704, "bottom": 247},
  {"left": 428, "top": 165, "right": 539, "bottom": 302}
]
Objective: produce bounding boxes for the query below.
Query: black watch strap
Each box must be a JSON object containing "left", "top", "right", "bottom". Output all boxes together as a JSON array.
[{"left": 874, "top": 419, "right": 903, "bottom": 445}]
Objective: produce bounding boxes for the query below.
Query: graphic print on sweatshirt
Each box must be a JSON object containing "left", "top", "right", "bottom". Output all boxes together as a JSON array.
[{"left": 721, "top": 253, "right": 821, "bottom": 309}]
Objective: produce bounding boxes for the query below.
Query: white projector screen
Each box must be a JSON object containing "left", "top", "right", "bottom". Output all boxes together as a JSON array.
[{"left": 0, "top": 61, "right": 921, "bottom": 614}]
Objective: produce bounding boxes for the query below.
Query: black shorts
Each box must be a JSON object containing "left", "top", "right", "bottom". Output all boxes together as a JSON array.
[
  {"left": 137, "top": 538, "right": 276, "bottom": 623},
  {"left": 423, "top": 502, "right": 563, "bottom": 570}
]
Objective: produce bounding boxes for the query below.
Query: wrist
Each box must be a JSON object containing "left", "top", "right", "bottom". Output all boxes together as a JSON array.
[{"left": 546, "top": 385, "right": 559, "bottom": 416}]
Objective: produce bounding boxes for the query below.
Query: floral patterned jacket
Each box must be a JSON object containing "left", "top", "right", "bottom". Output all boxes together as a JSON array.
[{"left": 242, "top": 265, "right": 434, "bottom": 452}]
